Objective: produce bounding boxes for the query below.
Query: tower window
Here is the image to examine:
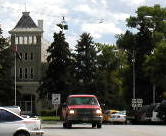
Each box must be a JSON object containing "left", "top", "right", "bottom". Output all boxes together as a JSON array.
[
  {"left": 25, "top": 53, "right": 28, "bottom": 60},
  {"left": 24, "top": 36, "right": 27, "bottom": 44},
  {"left": 15, "top": 36, "right": 19, "bottom": 45},
  {"left": 33, "top": 36, "right": 37, "bottom": 44},
  {"left": 19, "top": 53, "right": 22, "bottom": 60},
  {"left": 19, "top": 36, "right": 23, "bottom": 44},
  {"left": 29, "top": 36, "right": 32, "bottom": 44},
  {"left": 30, "top": 53, "right": 33, "bottom": 60},
  {"left": 30, "top": 68, "right": 33, "bottom": 79},
  {"left": 19, "top": 68, "right": 22, "bottom": 79},
  {"left": 25, "top": 68, "right": 28, "bottom": 79}
]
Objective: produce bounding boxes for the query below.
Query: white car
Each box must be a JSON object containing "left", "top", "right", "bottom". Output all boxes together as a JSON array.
[
  {"left": 109, "top": 111, "right": 126, "bottom": 124},
  {"left": 0, "top": 107, "right": 44, "bottom": 136}
]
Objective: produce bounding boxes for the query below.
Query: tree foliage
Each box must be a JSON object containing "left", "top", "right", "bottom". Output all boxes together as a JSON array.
[
  {"left": 0, "top": 33, "right": 14, "bottom": 105},
  {"left": 38, "top": 31, "right": 72, "bottom": 102},
  {"left": 95, "top": 43, "right": 127, "bottom": 109},
  {"left": 117, "top": 4, "right": 166, "bottom": 105},
  {"left": 74, "top": 33, "right": 97, "bottom": 93}
]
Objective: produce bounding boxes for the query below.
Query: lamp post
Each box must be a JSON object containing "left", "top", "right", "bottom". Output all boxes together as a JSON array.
[
  {"left": 132, "top": 50, "right": 136, "bottom": 100},
  {"left": 13, "top": 34, "right": 17, "bottom": 106},
  {"left": 14, "top": 44, "right": 17, "bottom": 106}
]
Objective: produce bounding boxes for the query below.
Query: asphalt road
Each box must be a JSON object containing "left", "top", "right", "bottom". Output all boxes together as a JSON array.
[{"left": 42, "top": 122, "right": 166, "bottom": 136}]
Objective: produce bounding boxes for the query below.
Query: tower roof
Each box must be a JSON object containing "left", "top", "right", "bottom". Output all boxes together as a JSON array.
[
  {"left": 15, "top": 12, "right": 37, "bottom": 28},
  {"left": 9, "top": 12, "right": 43, "bottom": 34}
]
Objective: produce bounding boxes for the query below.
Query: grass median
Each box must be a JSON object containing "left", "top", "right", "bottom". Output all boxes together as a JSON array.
[{"left": 39, "top": 116, "right": 60, "bottom": 121}]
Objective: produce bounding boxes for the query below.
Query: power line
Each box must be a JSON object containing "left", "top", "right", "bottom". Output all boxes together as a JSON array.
[{"left": 0, "top": 5, "right": 105, "bottom": 24}]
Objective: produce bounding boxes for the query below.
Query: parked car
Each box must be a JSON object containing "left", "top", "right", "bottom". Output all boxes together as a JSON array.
[
  {"left": 1, "top": 106, "right": 21, "bottom": 115},
  {"left": 62, "top": 94, "right": 103, "bottom": 128},
  {"left": 108, "top": 111, "right": 126, "bottom": 124},
  {"left": 126, "top": 105, "right": 155, "bottom": 124},
  {"left": 103, "top": 109, "right": 119, "bottom": 122},
  {"left": 0, "top": 107, "right": 44, "bottom": 136},
  {"left": 126, "top": 103, "right": 166, "bottom": 124}
]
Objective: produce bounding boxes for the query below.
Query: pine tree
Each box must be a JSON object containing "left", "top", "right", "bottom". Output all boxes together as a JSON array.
[
  {"left": 0, "top": 29, "right": 14, "bottom": 105},
  {"left": 39, "top": 31, "right": 72, "bottom": 102},
  {"left": 74, "top": 33, "right": 97, "bottom": 93}
]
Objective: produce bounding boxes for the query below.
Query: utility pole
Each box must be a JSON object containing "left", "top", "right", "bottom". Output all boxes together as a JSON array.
[
  {"left": 13, "top": 34, "right": 17, "bottom": 106},
  {"left": 132, "top": 50, "right": 136, "bottom": 100}
]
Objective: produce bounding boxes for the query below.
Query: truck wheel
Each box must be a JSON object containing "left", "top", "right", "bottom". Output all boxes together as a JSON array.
[
  {"left": 92, "top": 123, "right": 96, "bottom": 128},
  {"left": 97, "top": 123, "right": 102, "bottom": 128},
  {"left": 63, "top": 122, "right": 67, "bottom": 128},
  {"left": 63, "top": 122, "right": 72, "bottom": 128},
  {"left": 67, "top": 123, "right": 72, "bottom": 128}
]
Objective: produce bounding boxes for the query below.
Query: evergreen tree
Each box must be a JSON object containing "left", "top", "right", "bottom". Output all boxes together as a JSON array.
[
  {"left": 0, "top": 29, "right": 14, "bottom": 105},
  {"left": 74, "top": 33, "right": 97, "bottom": 93},
  {"left": 39, "top": 31, "right": 72, "bottom": 102}
]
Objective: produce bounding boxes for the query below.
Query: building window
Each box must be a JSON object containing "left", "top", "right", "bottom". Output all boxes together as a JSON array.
[
  {"left": 19, "top": 53, "right": 23, "bottom": 60},
  {"left": 29, "top": 36, "right": 32, "bottom": 44},
  {"left": 25, "top": 68, "right": 28, "bottom": 79},
  {"left": 15, "top": 37, "right": 18, "bottom": 44},
  {"left": 19, "top": 68, "right": 22, "bottom": 79},
  {"left": 25, "top": 53, "right": 28, "bottom": 60},
  {"left": 19, "top": 36, "right": 23, "bottom": 44},
  {"left": 33, "top": 36, "right": 37, "bottom": 44},
  {"left": 24, "top": 36, "right": 27, "bottom": 44},
  {"left": 30, "top": 68, "right": 33, "bottom": 79},
  {"left": 30, "top": 53, "right": 33, "bottom": 60}
]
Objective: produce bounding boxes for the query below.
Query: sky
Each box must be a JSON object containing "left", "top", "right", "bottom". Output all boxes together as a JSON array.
[{"left": 0, "top": 0, "right": 166, "bottom": 49}]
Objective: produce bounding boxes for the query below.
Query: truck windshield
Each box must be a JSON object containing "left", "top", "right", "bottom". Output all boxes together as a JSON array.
[{"left": 68, "top": 97, "right": 99, "bottom": 105}]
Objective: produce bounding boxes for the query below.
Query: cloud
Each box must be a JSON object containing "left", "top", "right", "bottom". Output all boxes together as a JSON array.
[
  {"left": 120, "top": 0, "right": 146, "bottom": 6},
  {"left": 81, "top": 22, "right": 123, "bottom": 39},
  {"left": 1, "top": 0, "right": 166, "bottom": 47}
]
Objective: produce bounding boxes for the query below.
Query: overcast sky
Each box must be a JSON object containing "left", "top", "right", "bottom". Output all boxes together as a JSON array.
[{"left": 0, "top": 0, "right": 166, "bottom": 49}]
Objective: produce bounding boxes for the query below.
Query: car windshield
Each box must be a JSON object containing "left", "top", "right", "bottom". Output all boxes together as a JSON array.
[{"left": 68, "top": 97, "right": 99, "bottom": 105}]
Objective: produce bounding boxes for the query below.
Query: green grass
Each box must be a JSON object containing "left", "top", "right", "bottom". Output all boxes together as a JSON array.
[{"left": 39, "top": 116, "right": 60, "bottom": 121}]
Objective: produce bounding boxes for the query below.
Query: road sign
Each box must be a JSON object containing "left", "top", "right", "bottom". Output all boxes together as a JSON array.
[
  {"left": 52, "top": 94, "right": 61, "bottom": 105},
  {"left": 131, "top": 98, "right": 143, "bottom": 109}
]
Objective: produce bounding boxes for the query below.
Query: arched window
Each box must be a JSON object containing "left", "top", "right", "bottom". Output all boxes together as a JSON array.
[
  {"left": 20, "top": 53, "right": 23, "bottom": 60},
  {"left": 25, "top": 53, "right": 28, "bottom": 60},
  {"left": 30, "top": 68, "right": 33, "bottom": 79},
  {"left": 19, "top": 68, "right": 22, "bottom": 79},
  {"left": 29, "top": 36, "right": 32, "bottom": 44},
  {"left": 25, "top": 68, "right": 28, "bottom": 79},
  {"left": 19, "top": 36, "right": 23, "bottom": 44},
  {"left": 24, "top": 36, "right": 27, "bottom": 44},
  {"left": 33, "top": 36, "right": 37, "bottom": 44},
  {"left": 15, "top": 37, "right": 19, "bottom": 44},
  {"left": 30, "top": 52, "right": 33, "bottom": 60}
]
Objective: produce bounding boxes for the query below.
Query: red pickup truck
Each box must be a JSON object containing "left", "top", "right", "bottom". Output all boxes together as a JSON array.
[{"left": 62, "top": 94, "right": 103, "bottom": 128}]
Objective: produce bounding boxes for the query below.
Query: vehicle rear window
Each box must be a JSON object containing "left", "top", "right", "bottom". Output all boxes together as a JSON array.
[
  {"left": 0, "top": 109, "right": 22, "bottom": 122},
  {"left": 68, "top": 97, "right": 99, "bottom": 105}
]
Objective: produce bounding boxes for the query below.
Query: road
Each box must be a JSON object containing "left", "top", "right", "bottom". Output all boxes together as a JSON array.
[{"left": 42, "top": 122, "right": 166, "bottom": 136}]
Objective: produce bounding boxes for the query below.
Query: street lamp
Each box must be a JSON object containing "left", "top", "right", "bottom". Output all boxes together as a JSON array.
[{"left": 132, "top": 50, "right": 136, "bottom": 100}]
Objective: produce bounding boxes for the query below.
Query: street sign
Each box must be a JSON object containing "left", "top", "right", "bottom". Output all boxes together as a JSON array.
[
  {"left": 52, "top": 94, "right": 61, "bottom": 105},
  {"left": 131, "top": 98, "right": 143, "bottom": 109}
]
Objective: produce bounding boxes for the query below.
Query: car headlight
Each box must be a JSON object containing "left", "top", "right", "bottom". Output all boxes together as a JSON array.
[
  {"left": 69, "top": 109, "right": 75, "bottom": 114},
  {"left": 96, "top": 109, "right": 102, "bottom": 114}
]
